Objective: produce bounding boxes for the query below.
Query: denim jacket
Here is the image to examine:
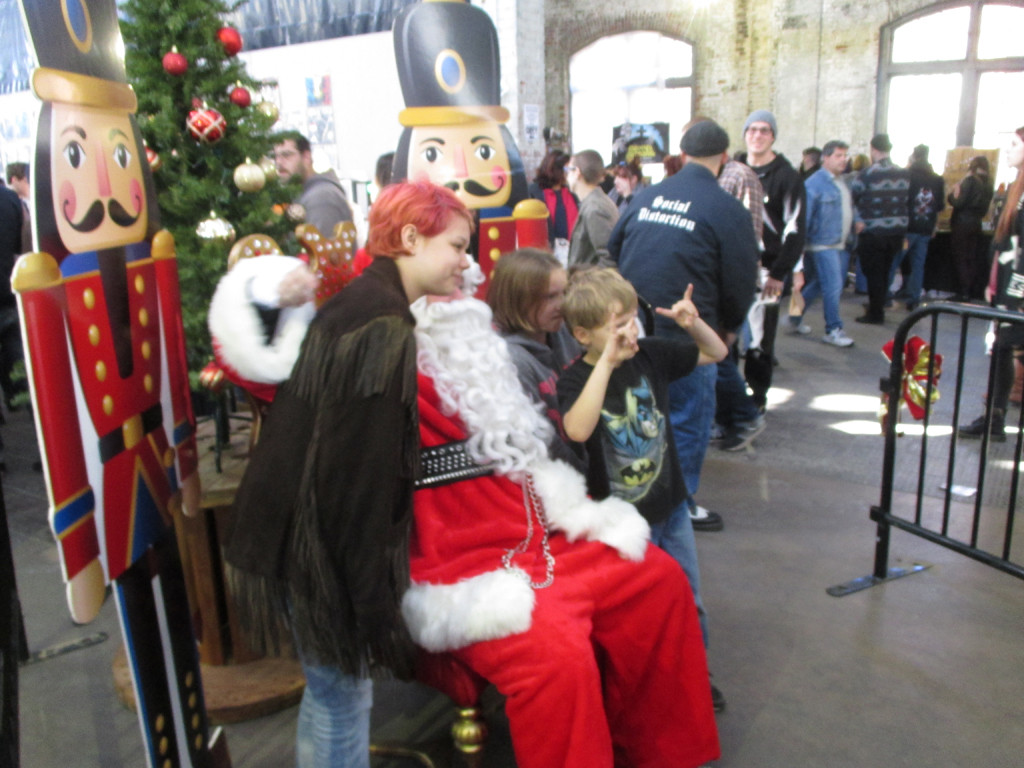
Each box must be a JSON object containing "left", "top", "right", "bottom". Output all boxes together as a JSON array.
[{"left": 804, "top": 167, "right": 846, "bottom": 249}]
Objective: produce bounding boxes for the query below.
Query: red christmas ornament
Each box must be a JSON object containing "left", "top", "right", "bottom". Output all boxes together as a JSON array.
[
  {"left": 162, "top": 48, "right": 188, "bottom": 76},
  {"left": 229, "top": 85, "right": 251, "bottom": 108},
  {"left": 217, "top": 26, "right": 243, "bottom": 57},
  {"left": 186, "top": 107, "right": 227, "bottom": 144},
  {"left": 145, "top": 146, "right": 162, "bottom": 172}
]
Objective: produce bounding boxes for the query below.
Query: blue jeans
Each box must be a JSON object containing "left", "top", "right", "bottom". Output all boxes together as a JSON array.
[
  {"left": 802, "top": 248, "right": 848, "bottom": 333},
  {"left": 668, "top": 364, "right": 717, "bottom": 503},
  {"left": 651, "top": 501, "right": 708, "bottom": 648},
  {"left": 296, "top": 660, "right": 373, "bottom": 768},
  {"left": 888, "top": 233, "right": 930, "bottom": 304},
  {"left": 715, "top": 352, "right": 760, "bottom": 428}
]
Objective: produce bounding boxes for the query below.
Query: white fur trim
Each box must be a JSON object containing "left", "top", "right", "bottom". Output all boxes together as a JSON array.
[
  {"left": 530, "top": 459, "right": 650, "bottom": 561},
  {"left": 402, "top": 569, "right": 536, "bottom": 652},
  {"left": 208, "top": 256, "right": 315, "bottom": 384}
]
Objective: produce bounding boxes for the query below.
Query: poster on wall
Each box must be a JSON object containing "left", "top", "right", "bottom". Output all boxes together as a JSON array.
[
  {"left": 305, "top": 74, "right": 332, "bottom": 107},
  {"left": 612, "top": 122, "right": 670, "bottom": 165}
]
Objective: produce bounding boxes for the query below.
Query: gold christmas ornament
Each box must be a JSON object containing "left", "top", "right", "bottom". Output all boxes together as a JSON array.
[
  {"left": 258, "top": 155, "right": 278, "bottom": 181},
  {"left": 196, "top": 211, "right": 236, "bottom": 244},
  {"left": 286, "top": 203, "right": 306, "bottom": 222},
  {"left": 255, "top": 100, "right": 279, "bottom": 124},
  {"left": 233, "top": 158, "right": 266, "bottom": 193}
]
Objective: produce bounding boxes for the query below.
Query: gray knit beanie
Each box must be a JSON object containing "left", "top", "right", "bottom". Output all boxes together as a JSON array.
[{"left": 743, "top": 109, "right": 777, "bottom": 138}]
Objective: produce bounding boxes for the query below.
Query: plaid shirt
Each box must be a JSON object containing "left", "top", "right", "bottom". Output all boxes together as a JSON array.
[{"left": 718, "top": 160, "right": 765, "bottom": 248}]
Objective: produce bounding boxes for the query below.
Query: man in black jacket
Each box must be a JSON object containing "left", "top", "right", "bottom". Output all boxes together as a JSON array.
[
  {"left": 889, "top": 145, "right": 944, "bottom": 310},
  {"left": 610, "top": 120, "right": 759, "bottom": 534}
]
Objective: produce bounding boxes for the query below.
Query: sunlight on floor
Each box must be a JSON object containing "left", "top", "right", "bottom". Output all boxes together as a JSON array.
[
  {"left": 765, "top": 387, "right": 794, "bottom": 409},
  {"left": 828, "top": 419, "right": 957, "bottom": 437},
  {"left": 809, "top": 394, "right": 882, "bottom": 413}
]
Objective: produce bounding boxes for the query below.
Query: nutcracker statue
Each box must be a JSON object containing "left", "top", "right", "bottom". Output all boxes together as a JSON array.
[
  {"left": 391, "top": 0, "right": 548, "bottom": 287},
  {"left": 13, "top": 0, "right": 224, "bottom": 766}
]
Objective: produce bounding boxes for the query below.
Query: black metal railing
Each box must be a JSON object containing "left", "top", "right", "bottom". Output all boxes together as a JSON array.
[{"left": 829, "top": 301, "right": 1024, "bottom": 596}]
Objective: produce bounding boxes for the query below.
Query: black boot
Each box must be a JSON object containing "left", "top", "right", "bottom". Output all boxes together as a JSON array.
[{"left": 958, "top": 410, "right": 1007, "bottom": 442}]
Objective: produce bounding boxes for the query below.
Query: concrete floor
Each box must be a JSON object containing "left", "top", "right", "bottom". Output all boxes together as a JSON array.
[{"left": 8, "top": 286, "right": 1024, "bottom": 768}]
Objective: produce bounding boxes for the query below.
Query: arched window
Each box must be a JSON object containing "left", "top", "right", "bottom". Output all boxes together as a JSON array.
[
  {"left": 878, "top": 1, "right": 1024, "bottom": 182},
  {"left": 569, "top": 32, "right": 694, "bottom": 181}
]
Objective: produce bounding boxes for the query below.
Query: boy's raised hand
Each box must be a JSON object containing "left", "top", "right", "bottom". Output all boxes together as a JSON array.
[
  {"left": 655, "top": 283, "right": 700, "bottom": 329},
  {"left": 598, "top": 310, "right": 640, "bottom": 367}
]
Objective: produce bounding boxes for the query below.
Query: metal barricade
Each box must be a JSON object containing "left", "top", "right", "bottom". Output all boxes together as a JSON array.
[{"left": 829, "top": 301, "right": 1024, "bottom": 596}]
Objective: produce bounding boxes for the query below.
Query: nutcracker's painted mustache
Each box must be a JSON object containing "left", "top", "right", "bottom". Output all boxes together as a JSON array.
[
  {"left": 65, "top": 198, "right": 141, "bottom": 232},
  {"left": 444, "top": 178, "right": 504, "bottom": 198}
]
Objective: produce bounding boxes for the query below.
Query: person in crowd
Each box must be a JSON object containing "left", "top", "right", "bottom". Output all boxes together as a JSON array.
[
  {"left": 405, "top": 288, "right": 720, "bottom": 768},
  {"left": 0, "top": 182, "right": 25, "bottom": 473},
  {"left": 610, "top": 119, "right": 759, "bottom": 534},
  {"left": 528, "top": 149, "right": 579, "bottom": 262},
  {"left": 959, "top": 127, "right": 1024, "bottom": 442},
  {"left": 663, "top": 154, "right": 683, "bottom": 178},
  {"left": 737, "top": 109, "right": 806, "bottom": 416},
  {"left": 889, "top": 144, "right": 945, "bottom": 310},
  {"left": 801, "top": 147, "right": 822, "bottom": 179},
  {"left": 738, "top": 109, "right": 806, "bottom": 302},
  {"left": 5, "top": 162, "right": 31, "bottom": 254},
  {"left": 374, "top": 152, "right": 395, "bottom": 195},
  {"left": 487, "top": 247, "right": 585, "bottom": 470},
  {"left": 850, "top": 133, "right": 910, "bottom": 324},
  {"left": 274, "top": 130, "right": 355, "bottom": 236},
  {"left": 608, "top": 159, "right": 643, "bottom": 215},
  {"left": 566, "top": 149, "right": 619, "bottom": 269},
  {"left": 225, "top": 181, "right": 473, "bottom": 768},
  {"left": 557, "top": 267, "right": 728, "bottom": 710},
  {"left": 790, "top": 140, "right": 856, "bottom": 347},
  {"left": 948, "top": 155, "right": 995, "bottom": 301},
  {"left": 714, "top": 130, "right": 768, "bottom": 457}
]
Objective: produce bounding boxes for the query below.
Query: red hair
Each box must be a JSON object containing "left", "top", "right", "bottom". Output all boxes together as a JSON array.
[
  {"left": 996, "top": 126, "right": 1024, "bottom": 243},
  {"left": 367, "top": 181, "right": 474, "bottom": 258}
]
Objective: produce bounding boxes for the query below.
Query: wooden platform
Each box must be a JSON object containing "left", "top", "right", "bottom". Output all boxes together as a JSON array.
[{"left": 112, "top": 645, "right": 305, "bottom": 725}]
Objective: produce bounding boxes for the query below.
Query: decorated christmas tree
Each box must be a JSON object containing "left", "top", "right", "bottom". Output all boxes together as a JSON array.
[{"left": 120, "top": 0, "right": 299, "bottom": 381}]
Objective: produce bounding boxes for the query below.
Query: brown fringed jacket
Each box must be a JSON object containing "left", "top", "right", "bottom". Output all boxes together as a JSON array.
[{"left": 224, "top": 257, "right": 420, "bottom": 678}]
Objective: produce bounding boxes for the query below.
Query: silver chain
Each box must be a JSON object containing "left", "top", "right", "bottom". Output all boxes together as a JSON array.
[{"left": 501, "top": 474, "right": 555, "bottom": 589}]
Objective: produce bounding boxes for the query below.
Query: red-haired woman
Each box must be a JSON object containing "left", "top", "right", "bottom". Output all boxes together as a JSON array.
[
  {"left": 226, "top": 180, "right": 472, "bottom": 768},
  {"left": 959, "top": 129, "right": 1024, "bottom": 441},
  {"left": 528, "top": 149, "right": 579, "bottom": 261},
  {"left": 610, "top": 160, "right": 643, "bottom": 214}
]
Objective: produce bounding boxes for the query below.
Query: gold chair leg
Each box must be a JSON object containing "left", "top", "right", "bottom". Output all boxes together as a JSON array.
[{"left": 451, "top": 706, "right": 487, "bottom": 754}]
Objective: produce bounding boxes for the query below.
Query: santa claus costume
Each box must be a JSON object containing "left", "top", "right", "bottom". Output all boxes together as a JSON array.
[{"left": 403, "top": 296, "right": 719, "bottom": 768}]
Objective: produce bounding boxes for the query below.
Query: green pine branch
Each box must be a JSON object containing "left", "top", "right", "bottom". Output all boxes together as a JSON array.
[{"left": 121, "top": 0, "right": 300, "bottom": 379}]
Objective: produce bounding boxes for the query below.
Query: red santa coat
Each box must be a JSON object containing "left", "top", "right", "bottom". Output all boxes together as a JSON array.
[{"left": 403, "top": 373, "right": 720, "bottom": 768}]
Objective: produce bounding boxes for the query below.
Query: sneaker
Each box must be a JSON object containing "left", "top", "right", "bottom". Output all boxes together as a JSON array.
[
  {"left": 720, "top": 414, "right": 767, "bottom": 451},
  {"left": 958, "top": 413, "right": 1006, "bottom": 442},
  {"left": 690, "top": 505, "right": 724, "bottom": 532},
  {"left": 710, "top": 681, "right": 726, "bottom": 713},
  {"left": 854, "top": 314, "right": 884, "bottom": 325},
  {"left": 709, "top": 422, "right": 726, "bottom": 443},
  {"left": 787, "top": 320, "right": 812, "bottom": 335},
  {"left": 822, "top": 328, "right": 854, "bottom": 347}
]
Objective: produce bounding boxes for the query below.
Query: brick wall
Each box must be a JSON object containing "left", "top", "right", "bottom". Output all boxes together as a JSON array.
[{"left": 539, "top": 0, "right": 940, "bottom": 161}]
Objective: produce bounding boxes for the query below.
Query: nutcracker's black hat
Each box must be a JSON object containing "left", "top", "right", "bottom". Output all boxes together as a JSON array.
[
  {"left": 21, "top": 0, "right": 137, "bottom": 111},
  {"left": 393, "top": 0, "right": 509, "bottom": 127}
]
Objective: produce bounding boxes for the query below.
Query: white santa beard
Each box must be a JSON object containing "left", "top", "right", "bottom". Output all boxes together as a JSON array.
[{"left": 413, "top": 297, "right": 553, "bottom": 476}]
